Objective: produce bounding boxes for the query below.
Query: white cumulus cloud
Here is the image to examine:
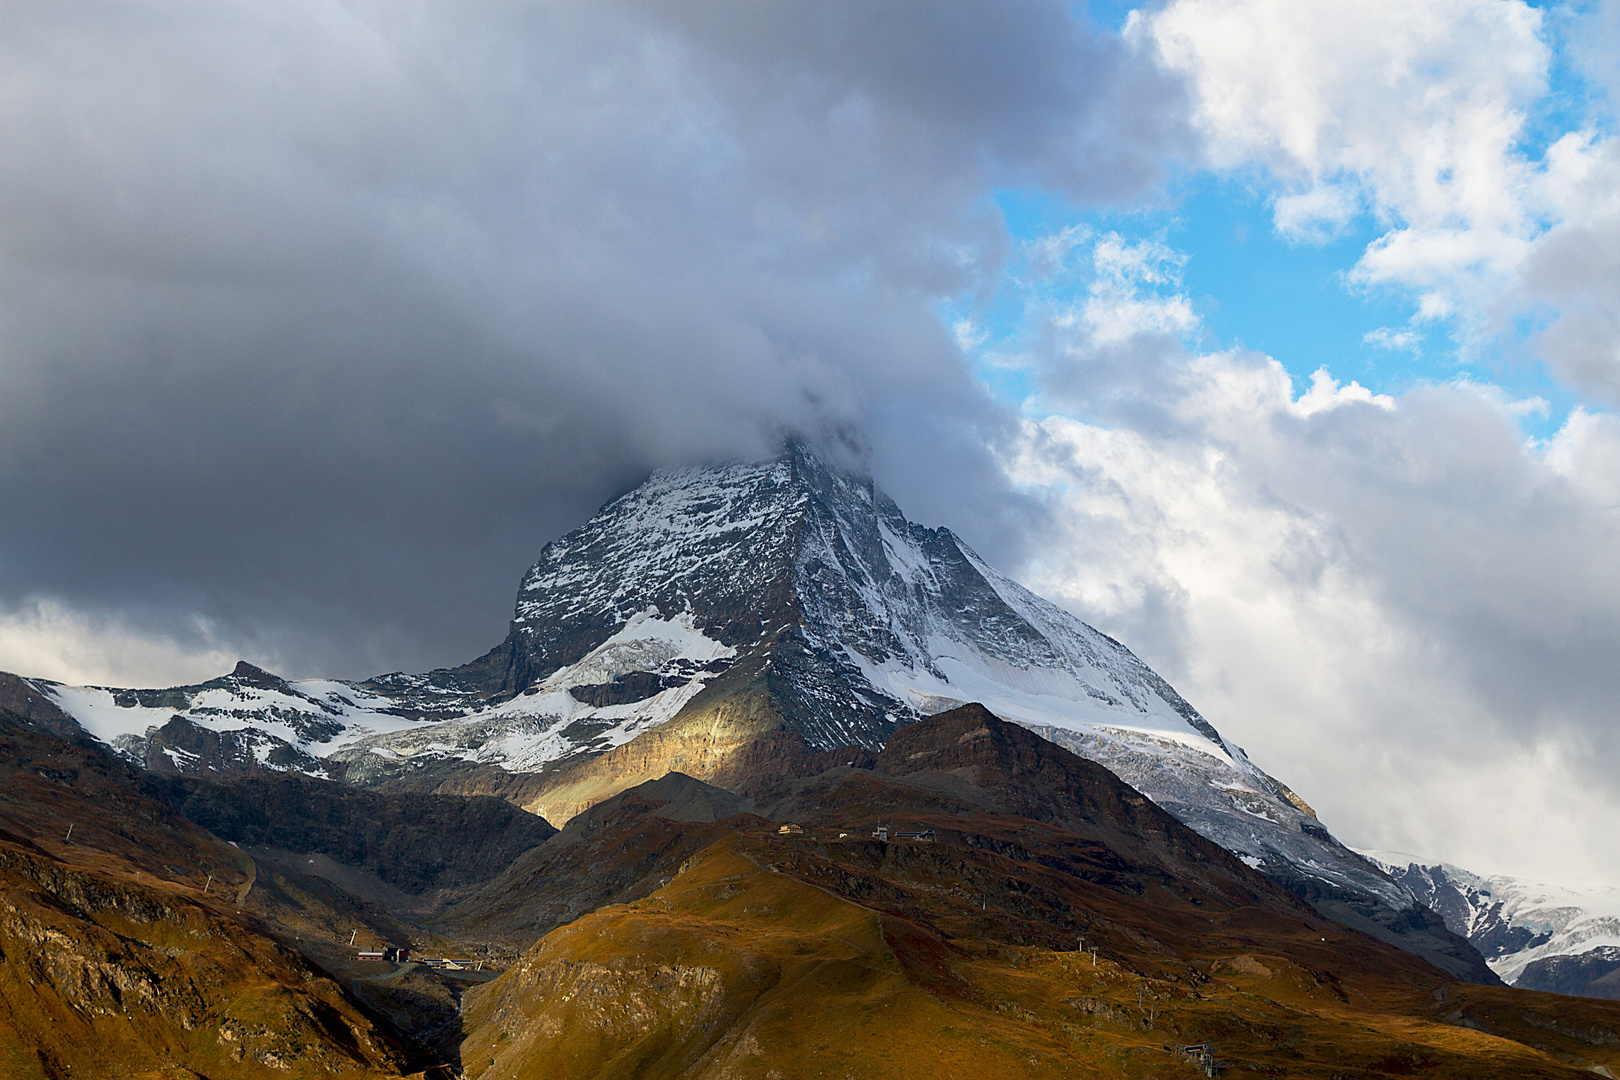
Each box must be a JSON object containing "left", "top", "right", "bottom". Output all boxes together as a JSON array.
[
  {"left": 0, "top": 600, "right": 244, "bottom": 688},
  {"left": 1138, "top": 0, "right": 1620, "bottom": 376},
  {"left": 1006, "top": 228, "right": 1620, "bottom": 883}
]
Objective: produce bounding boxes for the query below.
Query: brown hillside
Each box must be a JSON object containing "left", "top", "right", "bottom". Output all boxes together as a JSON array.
[
  {"left": 458, "top": 707, "right": 1620, "bottom": 1079},
  {"left": 460, "top": 822, "right": 1620, "bottom": 1079}
]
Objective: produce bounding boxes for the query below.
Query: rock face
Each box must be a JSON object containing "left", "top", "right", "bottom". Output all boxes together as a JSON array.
[
  {"left": 19, "top": 442, "right": 1474, "bottom": 976},
  {"left": 1518, "top": 947, "right": 1620, "bottom": 998},
  {"left": 1369, "top": 853, "right": 1620, "bottom": 997},
  {"left": 0, "top": 672, "right": 81, "bottom": 740}
]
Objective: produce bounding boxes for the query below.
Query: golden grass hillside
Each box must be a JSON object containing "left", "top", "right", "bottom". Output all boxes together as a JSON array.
[{"left": 462, "top": 823, "right": 1620, "bottom": 1079}]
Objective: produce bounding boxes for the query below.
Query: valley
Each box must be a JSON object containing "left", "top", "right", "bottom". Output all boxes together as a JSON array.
[{"left": 7, "top": 701, "right": 1620, "bottom": 1078}]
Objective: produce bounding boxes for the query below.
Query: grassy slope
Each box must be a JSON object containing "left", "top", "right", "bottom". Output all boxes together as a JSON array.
[{"left": 461, "top": 811, "right": 1620, "bottom": 1079}]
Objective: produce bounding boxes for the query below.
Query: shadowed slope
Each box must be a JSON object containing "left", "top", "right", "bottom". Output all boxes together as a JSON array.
[
  {"left": 439, "top": 773, "right": 759, "bottom": 946},
  {"left": 162, "top": 772, "right": 555, "bottom": 896},
  {"left": 871, "top": 705, "right": 1498, "bottom": 983},
  {"left": 0, "top": 710, "right": 409, "bottom": 1079}
]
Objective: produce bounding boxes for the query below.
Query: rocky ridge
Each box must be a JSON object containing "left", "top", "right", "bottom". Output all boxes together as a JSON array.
[
  {"left": 1369, "top": 853, "right": 1620, "bottom": 999},
  {"left": 18, "top": 444, "right": 1460, "bottom": 974}
]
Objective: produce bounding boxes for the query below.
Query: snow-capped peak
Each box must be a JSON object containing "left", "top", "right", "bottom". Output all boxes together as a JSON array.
[{"left": 30, "top": 441, "right": 1405, "bottom": 921}]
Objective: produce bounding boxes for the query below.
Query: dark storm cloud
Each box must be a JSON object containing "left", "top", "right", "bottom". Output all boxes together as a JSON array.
[{"left": 0, "top": 1, "right": 1192, "bottom": 679}]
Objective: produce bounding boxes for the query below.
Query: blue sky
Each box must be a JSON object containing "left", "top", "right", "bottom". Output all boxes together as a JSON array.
[
  {"left": 986, "top": 183, "right": 1585, "bottom": 443},
  {"left": 950, "top": 0, "right": 1620, "bottom": 880},
  {"left": 985, "top": 177, "right": 1587, "bottom": 437},
  {"left": 961, "top": 0, "right": 1617, "bottom": 442}
]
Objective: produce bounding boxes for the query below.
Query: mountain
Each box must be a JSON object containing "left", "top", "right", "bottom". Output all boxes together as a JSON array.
[
  {"left": 13, "top": 443, "right": 1475, "bottom": 977},
  {"left": 1368, "top": 852, "right": 1620, "bottom": 999},
  {"left": 459, "top": 707, "right": 1620, "bottom": 1080}
]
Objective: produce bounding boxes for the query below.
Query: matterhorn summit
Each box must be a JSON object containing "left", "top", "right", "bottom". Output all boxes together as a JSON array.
[{"left": 11, "top": 441, "right": 1486, "bottom": 977}]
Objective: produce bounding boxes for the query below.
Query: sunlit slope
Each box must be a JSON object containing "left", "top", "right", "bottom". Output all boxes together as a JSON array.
[{"left": 463, "top": 841, "right": 1099, "bottom": 1080}]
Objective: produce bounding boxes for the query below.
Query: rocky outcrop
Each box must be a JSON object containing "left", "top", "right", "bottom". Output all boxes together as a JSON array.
[
  {"left": 0, "top": 844, "right": 405, "bottom": 1077},
  {"left": 0, "top": 672, "right": 82, "bottom": 741},
  {"left": 145, "top": 713, "right": 338, "bottom": 777},
  {"left": 1517, "top": 946, "right": 1620, "bottom": 1000}
]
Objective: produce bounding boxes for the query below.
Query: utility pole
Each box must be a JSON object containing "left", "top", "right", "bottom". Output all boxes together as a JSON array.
[
  {"left": 350, "top": 929, "right": 358, "bottom": 946},
  {"left": 203, "top": 874, "right": 212, "bottom": 895}
]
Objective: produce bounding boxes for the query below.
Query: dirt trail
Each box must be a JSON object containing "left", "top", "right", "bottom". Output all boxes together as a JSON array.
[
  {"left": 355, "top": 960, "right": 420, "bottom": 985},
  {"left": 234, "top": 850, "right": 256, "bottom": 905}
]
